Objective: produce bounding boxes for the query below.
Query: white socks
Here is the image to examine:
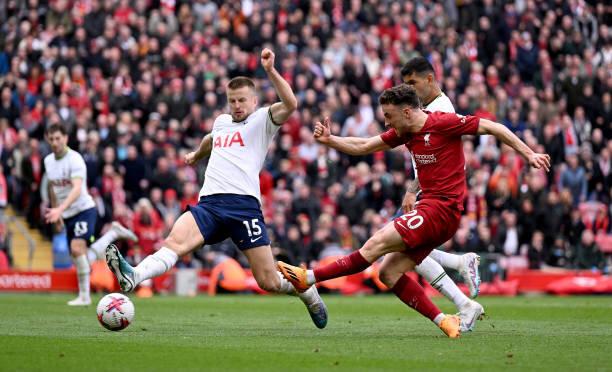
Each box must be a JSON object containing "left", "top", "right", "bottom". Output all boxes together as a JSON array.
[
  {"left": 275, "top": 272, "right": 318, "bottom": 306},
  {"left": 133, "top": 247, "right": 179, "bottom": 285},
  {"left": 74, "top": 254, "right": 91, "bottom": 300},
  {"left": 89, "top": 229, "right": 120, "bottom": 261},
  {"left": 276, "top": 272, "right": 296, "bottom": 294},
  {"left": 433, "top": 313, "right": 445, "bottom": 326},
  {"left": 306, "top": 270, "right": 316, "bottom": 285},
  {"left": 416, "top": 256, "right": 469, "bottom": 310},
  {"left": 428, "top": 249, "right": 462, "bottom": 271}
]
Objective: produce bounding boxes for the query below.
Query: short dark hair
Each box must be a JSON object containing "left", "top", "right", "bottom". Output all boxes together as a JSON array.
[
  {"left": 378, "top": 85, "right": 421, "bottom": 108},
  {"left": 227, "top": 76, "right": 255, "bottom": 91},
  {"left": 46, "top": 123, "right": 68, "bottom": 136},
  {"left": 400, "top": 56, "right": 434, "bottom": 77}
]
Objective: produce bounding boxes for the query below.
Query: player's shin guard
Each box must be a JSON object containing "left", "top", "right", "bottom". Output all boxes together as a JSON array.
[
  {"left": 428, "top": 249, "right": 462, "bottom": 271},
  {"left": 416, "top": 256, "right": 469, "bottom": 309},
  {"left": 392, "top": 273, "right": 442, "bottom": 323},
  {"left": 313, "top": 250, "right": 371, "bottom": 282},
  {"left": 74, "top": 254, "right": 91, "bottom": 300},
  {"left": 133, "top": 247, "right": 178, "bottom": 284}
]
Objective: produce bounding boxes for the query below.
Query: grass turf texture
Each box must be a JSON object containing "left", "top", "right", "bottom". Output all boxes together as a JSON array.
[{"left": 1, "top": 294, "right": 611, "bottom": 371}]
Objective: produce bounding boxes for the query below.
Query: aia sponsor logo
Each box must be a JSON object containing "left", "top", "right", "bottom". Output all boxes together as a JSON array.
[{"left": 213, "top": 132, "right": 245, "bottom": 148}]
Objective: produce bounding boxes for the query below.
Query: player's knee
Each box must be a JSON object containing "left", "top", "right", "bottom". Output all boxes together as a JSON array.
[
  {"left": 378, "top": 266, "right": 402, "bottom": 288},
  {"left": 70, "top": 241, "right": 87, "bottom": 257},
  {"left": 361, "top": 231, "right": 388, "bottom": 258},
  {"left": 163, "top": 236, "right": 186, "bottom": 257},
  {"left": 254, "top": 272, "right": 280, "bottom": 293}
]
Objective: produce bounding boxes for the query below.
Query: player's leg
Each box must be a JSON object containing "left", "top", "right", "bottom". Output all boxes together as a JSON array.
[
  {"left": 278, "top": 221, "right": 405, "bottom": 291},
  {"left": 398, "top": 202, "right": 485, "bottom": 331},
  {"left": 243, "top": 245, "right": 328, "bottom": 329},
  {"left": 106, "top": 211, "right": 203, "bottom": 292},
  {"left": 68, "top": 238, "right": 91, "bottom": 306},
  {"left": 135, "top": 211, "right": 204, "bottom": 280},
  {"left": 88, "top": 221, "right": 138, "bottom": 261},
  {"left": 65, "top": 208, "right": 98, "bottom": 306},
  {"left": 243, "top": 245, "right": 283, "bottom": 292},
  {"left": 415, "top": 255, "right": 484, "bottom": 331},
  {"left": 416, "top": 257, "right": 466, "bottom": 306},
  {"left": 392, "top": 205, "right": 481, "bottom": 297},
  {"left": 427, "top": 249, "right": 481, "bottom": 298},
  {"left": 378, "top": 252, "right": 460, "bottom": 338},
  {"left": 229, "top": 193, "right": 328, "bottom": 329}
]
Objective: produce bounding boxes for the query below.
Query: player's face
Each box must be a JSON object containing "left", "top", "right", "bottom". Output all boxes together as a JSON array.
[
  {"left": 46, "top": 131, "right": 68, "bottom": 156},
  {"left": 381, "top": 104, "right": 410, "bottom": 135},
  {"left": 227, "top": 86, "right": 258, "bottom": 122},
  {"left": 402, "top": 73, "right": 432, "bottom": 103}
]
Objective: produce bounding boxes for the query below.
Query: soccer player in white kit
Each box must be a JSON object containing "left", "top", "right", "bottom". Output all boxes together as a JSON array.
[
  {"left": 44, "top": 124, "right": 138, "bottom": 306},
  {"left": 105, "top": 48, "right": 328, "bottom": 328},
  {"left": 397, "top": 57, "right": 484, "bottom": 332}
]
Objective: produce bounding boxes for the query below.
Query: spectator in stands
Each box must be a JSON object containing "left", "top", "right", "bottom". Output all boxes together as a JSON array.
[
  {"left": 573, "top": 230, "right": 605, "bottom": 271},
  {"left": 132, "top": 198, "right": 163, "bottom": 255},
  {"left": 495, "top": 211, "right": 520, "bottom": 256},
  {"left": 0, "top": 164, "right": 7, "bottom": 215},
  {"left": 560, "top": 154, "right": 587, "bottom": 207},
  {"left": 527, "top": 231, "right": 545, "bottom": 270},
  {"left": 0, "top": 0, "right": 609, "bottom": 279}
]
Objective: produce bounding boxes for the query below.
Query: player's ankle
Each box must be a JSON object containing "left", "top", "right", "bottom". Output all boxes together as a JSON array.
[
  {"left": 433, "top": 313, "right": 445, "bottom": 326},
  {"left": 306, "top": 270, "right": 316, "bottom": 285}
]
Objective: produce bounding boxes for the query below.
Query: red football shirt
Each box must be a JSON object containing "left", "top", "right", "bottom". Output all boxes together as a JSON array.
[{"left": 380, "top": 112, "right": 480, "bottom": 209}]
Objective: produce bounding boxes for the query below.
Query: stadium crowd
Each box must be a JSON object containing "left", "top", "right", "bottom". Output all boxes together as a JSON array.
[{"left": 0, "top": 0, "right": 610, "bottom": 277}]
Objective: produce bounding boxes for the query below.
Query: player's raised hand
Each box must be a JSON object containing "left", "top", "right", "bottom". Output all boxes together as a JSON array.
[
  {"left": 261, "top": 48, "right": 275, "bottom": 72},
  {"left": 313, "top": 117, "right": 331, "bottom": 143},
  {"left": 528, "top": 153, "right": 551, "bottom": 172},
  {"left": 184, "top": 151, "right": 199, "bottom": 165}
]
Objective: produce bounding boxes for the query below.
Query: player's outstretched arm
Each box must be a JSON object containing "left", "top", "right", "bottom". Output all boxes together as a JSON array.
[
  {"left": 261, "top": 48, "right": 298, "bottom": 125},
  {"left": 185, "top": 133, "right": 213, "bottom": 165},
  {"left": 314, "top": 117, "right": 390, "bottom": 155},
  {"left": 477, "top": 119, "right": 551, "bottom": 172}
]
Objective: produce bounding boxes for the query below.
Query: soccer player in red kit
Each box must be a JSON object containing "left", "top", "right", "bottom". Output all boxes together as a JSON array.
[{"left": 278, "top": 84, "right": 550, "bottom": 338}]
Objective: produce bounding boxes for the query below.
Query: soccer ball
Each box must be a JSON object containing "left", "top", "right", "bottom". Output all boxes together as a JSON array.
[{"left": 96, "top": 293, "right": 135, "bottom": 331}]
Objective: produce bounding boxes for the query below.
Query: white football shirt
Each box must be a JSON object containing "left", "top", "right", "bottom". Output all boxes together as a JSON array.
[
  {"left": 44, "top": 148, "right": 95, "bottom": 219},
  {"left": 199, "top": 107, "right": 280, "bottom": 203},
  {"left": 425, "top": 92, "right": 455, "bottom": 113}
]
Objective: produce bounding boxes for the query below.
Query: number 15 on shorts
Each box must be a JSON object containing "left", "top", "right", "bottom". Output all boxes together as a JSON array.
[
  {"left": 397, "top": 210, "right": 424, "bottom": 230},
  {"left": 243, "top": 219, "right": 262, "bottom": 238}
]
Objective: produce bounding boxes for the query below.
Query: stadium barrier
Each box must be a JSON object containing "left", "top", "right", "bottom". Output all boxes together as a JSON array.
[
  {"left": 1, "top": 268, "right": 610, "bottom": 295},
  {"left": 0, "top": 270, "right": 76, "bottom": 291}
]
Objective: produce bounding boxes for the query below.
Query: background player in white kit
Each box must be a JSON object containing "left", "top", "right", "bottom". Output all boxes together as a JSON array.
[
  {"left": 105, "top": 48, "right": 328, "bottom": 328},
  {"left": 396, "top": 57, "right": 484, "bottom": 332},
  {"left": 44, "top": 124, "right": 138, "bottom": 306}
]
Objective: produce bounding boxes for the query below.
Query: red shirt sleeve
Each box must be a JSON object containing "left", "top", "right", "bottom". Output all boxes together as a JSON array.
[
  {"left": 429, "top": 113, "right": 480, "bottom": 137},
  {"left": 380, "top": 129, "right": 407, "bottom": 148}
]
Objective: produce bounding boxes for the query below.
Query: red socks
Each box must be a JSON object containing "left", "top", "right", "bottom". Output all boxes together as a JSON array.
[
  {"left": 314, "top": 250, "right": 371, "bottom": 282},
  {"left": 392, "top": 274, "right": 442, "bottom": 322}
]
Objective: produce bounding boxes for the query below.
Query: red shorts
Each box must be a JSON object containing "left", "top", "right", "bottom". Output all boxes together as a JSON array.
[{"left": 392, "top": 198, "right": 461, "bottom": 265}]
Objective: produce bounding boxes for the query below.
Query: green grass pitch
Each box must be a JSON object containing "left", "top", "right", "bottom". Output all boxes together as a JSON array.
[{"left": 1, "top": 294, "right": 611, "bottom": 371}]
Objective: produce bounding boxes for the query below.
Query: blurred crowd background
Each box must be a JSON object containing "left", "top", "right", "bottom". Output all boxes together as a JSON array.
[{"left": 0, "top": 0, "right": 610, "bottom": 278}]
